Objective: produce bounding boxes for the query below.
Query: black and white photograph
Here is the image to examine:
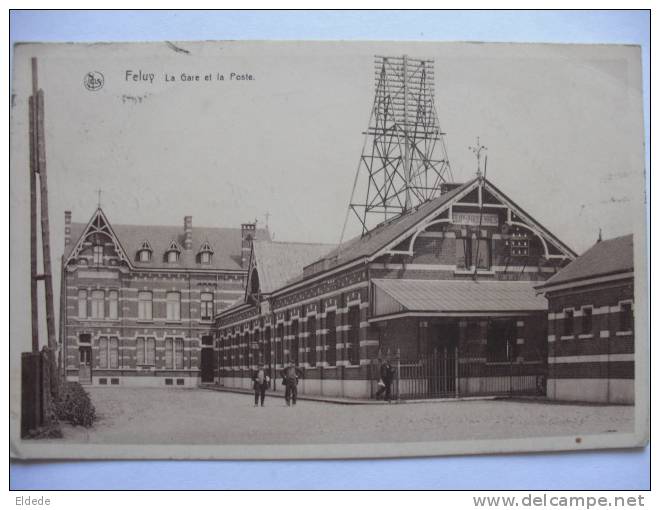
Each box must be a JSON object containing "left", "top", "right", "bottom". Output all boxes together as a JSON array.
[{"left": 9, "top": 39, "right": 648, "bottom": 460}]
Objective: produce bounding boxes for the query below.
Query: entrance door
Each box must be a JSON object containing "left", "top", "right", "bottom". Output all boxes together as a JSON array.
[
  {"left": 79, "top": 345, "right": 92, "bottom": 385},
  {"left": 200, "top": 348, "right": 214, "bottom": 383}
]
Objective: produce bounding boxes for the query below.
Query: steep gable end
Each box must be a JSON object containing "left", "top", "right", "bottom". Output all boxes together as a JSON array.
[
  {"left": 64, "top": 208, "right": 131, "bottom": 267},
  {"left": 376, "top": 177, "right": 576, "bottom": 262}
]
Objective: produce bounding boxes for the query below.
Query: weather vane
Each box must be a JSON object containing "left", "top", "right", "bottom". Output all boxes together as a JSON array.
[{"left": 469, "top": 137, "right": 487, "bottom": 179}]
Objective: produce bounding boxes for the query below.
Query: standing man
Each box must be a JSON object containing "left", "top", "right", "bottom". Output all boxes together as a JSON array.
[
  {"left": 252, "top": 363, "right": 270, "bottom": 407},
  {"left": 375, "top": 359, "right": 395, "bottom": 402},
  {"left": 280, "top": 361, "right": 303, "bottom": 406}
]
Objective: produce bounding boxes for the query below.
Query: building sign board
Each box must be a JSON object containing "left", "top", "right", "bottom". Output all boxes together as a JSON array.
[{"left": 452, "top": 212, "right": 499, "bottom": 227}]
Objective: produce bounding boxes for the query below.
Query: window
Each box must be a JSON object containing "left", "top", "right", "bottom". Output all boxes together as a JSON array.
[
  {"left": 96, "top": 337, "right": 117, "bottom": 372},
  {"left": 109, "top": 337, "right": 119, "bottom": 369},
  {"left": 307, "top": 318, "right": 316, "bottom": 367},
  {"left": 78, "top": 289, "right": 87, "bottom": 319},
  {"left": 137, "top": 337, "right": 155, "bottom": 366},
  {"left": 326, "top": 310, "right": 337, "bottom": 366},
  {"left": 91, "top": 290, "right": 105, "bottom": 319},
  {"left": 244, "top": 332, "right": 250, "bottom": 368},
  {"left": 277, "top": 323, "right": 284, "bottom": 365},
  {"left": 201, "top": 292, "right": 214, "bottom": 321},
  {"left": 563, "top": 309, "right": 574, "bottom": 336},
  {"left": 165, "top": 241, "right": 181, "bottom": 263},
  {"left": 291, "top": 320, "right": 299, "bottom": 365},
  {"left": 165, "top": 337, "right": 184, "bottom": 369},
  {"left": 165, "top": 338, "right": 174, "bottom": 369},
  {"left": 265, "top": 327, "right": 272, "bottom": 366},
  {"left": 620, "top": 302, "right": 633, "bottom": 331},
  {"left": 108, "top": 290, "right": 118, "bottom": 319},
  {"left": 456, "top": 237, "right": 472, "bottom": 269},
  {"left": 138, "top": 291, "right": 152, "bottom": 320},
  {"left": 581, "top": 307, "right": 593, "bottom": 335},
  {"left": 473, "top": 238, "right": 491, "bottom": 270},
  {"left": 138, "top": 240, "right": 152, "bottom": 262},
  {"left": 166, "top": 292, "right": 181, "bottom": 321},
  {"left": 93, "top": 245, "right": 103, "bottom": 265},
  {"left": 99, "top": 337, "right": 108, "bottom": 368},
  {"left": 347, "top": 306, "right": 360, "bottom": 365},
  {"left": 486, "top": 319, "right": 516, "bottom": 362},
  {"left": 198, "top": 241, "right": 214, "bottom": 264}
]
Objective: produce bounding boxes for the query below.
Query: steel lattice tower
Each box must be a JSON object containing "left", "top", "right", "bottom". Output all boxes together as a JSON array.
[{"left": 345, "top": 55, "right": 453, "bottom": 237}]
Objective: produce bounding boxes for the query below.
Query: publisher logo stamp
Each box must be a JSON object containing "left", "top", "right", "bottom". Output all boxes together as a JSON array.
[{"left": 83, "top": 71, "right": 104, "bottom": 91}]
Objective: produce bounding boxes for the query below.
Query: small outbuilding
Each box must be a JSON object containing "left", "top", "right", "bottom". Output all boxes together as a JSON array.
[{"left": 536, "top": 234, "right": 635, "bottom": 404}]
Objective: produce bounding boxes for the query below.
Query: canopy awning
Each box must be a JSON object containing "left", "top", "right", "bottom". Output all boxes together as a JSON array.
[{"left": 370, "top": 278, "right": 548, "bottom": 321}]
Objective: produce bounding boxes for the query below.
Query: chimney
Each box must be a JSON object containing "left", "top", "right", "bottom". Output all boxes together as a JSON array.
[
  {"left": 64, "top": 210, "right": 72, "bottom": 247},
  {"left": 241, "top": 222, "right": 256, "bottom": 268},
  {"left": 184, "top": 216, "right": 193, "bottom": 250}
]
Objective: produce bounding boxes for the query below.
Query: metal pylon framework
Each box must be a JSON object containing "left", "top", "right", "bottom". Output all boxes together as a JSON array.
[{"left": 345, "top": 55, "right": 453, "bottom": 237}]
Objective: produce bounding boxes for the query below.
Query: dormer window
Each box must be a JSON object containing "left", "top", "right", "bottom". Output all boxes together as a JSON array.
[
  {"left": 198, "top": 240, "right": 214, "bottom": 265},
  {"left": 165, "top": 240, "right": 182, "bottom": 263},
  {"left": 137, "top": 240, "right": 153, "bottom": 262}
]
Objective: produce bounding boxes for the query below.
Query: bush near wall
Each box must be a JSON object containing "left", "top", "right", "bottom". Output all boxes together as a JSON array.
[{"left": 55, "top": 382, "right": 96, "bottom": 427}]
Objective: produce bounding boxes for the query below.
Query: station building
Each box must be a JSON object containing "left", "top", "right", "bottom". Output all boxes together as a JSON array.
[
  {"left": 215, "top": 177, "right": 577, "bottom": 399},
  {"left": 60, "top": 207, "right": 268, "bottom": 387},
  {"left": 536, "top": 234, "right": 635, "bottom": 404}
]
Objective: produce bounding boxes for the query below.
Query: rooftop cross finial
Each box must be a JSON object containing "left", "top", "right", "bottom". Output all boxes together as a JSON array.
[
  {"left": 95, "top": 188, "right": 102, "bottom": 209},
  {"left": 469, "top": 137, "right": 487, "bottom": 180}
]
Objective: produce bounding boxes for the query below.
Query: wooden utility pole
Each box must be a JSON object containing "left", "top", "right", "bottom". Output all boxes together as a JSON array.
[
  {"left": 28, "top": 94, "right": 38, "bottom": 353},
  {"left": 29, "top": 57, "right": 58, "bottom": 360}
]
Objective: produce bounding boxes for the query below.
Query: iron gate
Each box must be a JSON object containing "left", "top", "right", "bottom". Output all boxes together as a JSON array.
[{"left": 371, "top": 349, "right": 547, "bottom": 400}]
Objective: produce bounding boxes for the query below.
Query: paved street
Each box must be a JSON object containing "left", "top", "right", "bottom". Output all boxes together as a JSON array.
[{"left": 58, "top": 387, "right": 634, "bottom": 445}]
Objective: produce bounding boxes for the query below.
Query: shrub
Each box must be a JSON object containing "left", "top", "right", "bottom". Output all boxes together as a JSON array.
[{"left": 55, "top": 382, "right": 96, "bottom": 427}]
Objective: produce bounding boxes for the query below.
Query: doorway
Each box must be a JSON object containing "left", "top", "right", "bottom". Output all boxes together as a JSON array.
[
  {"left": 200, "top": 335, "right": 214, "bottom": 383},
  {"left": 79, "top": 345, "right": 92, "bottom": 385}
]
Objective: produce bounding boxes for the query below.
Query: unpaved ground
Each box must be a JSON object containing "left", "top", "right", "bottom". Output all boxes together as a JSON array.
[{"left": 58, "top": 387, "right": 634, "bottom": 445}]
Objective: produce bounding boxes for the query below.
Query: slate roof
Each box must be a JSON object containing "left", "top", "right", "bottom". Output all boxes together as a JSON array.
[
  {"left": 537, "top": 234, "right": 634, "bottom": 289},
  {"left": 372, "top": 279, "right": 548, "bottom": 314},
  {"left": 251, "top": 240, "right": 336, "bottom": 294},
  {"left": 304, "top": 179, "right": 476, "bottom": 276},
  {"left": 66, "top": 218, "right": 270, "bottom": 271}
]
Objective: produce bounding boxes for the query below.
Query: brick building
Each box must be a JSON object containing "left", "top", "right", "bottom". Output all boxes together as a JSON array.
[
  {"left": 60, "top": 207, "right": 268, "bottom": 387},
  {"left": 536, "top": 234, "right": 635, "bottom": 404},
  {"left": 215, "top": 176, "right": 577, "bottom": 399}
]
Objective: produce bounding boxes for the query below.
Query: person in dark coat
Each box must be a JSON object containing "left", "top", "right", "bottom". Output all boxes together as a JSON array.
[
  {"left": 376, "top": 359, "right": 395, "bottom": 402},
  {"left": 251, "top": 364, "right": 270, "bottom": 407},
  {"left": 280, "top": 361, "right": 303, "bottom": 406}
]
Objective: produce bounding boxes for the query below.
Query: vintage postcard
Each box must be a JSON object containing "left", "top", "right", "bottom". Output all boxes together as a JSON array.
[{"left": 9, "top": 40, "right": 648, "bottom": 459}]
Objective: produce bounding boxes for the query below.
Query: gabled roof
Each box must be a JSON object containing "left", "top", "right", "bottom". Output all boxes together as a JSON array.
[
  {"left": 537, "top": 234, "right": 633, "bottom": 289},
  {"left": 250, "top": 240, "right": 335, "bottom": 295},
  {"left": 65, "top": 212, "right": 270, "bottom": 271},
  {"left": 314, "top": 180, "right": 475, "bottom": 273},
  {"left": 299, "top": 177, "right": 576, "bottom": 284}
]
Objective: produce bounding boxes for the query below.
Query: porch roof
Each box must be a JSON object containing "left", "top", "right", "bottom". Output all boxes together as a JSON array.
[{"left": 371, "top": 279, "right": 548, "bottom": 318}]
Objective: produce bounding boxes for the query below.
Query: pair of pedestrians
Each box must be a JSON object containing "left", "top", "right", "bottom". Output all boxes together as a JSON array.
[{"left": 251, "top": 362, "right": 303, "bottom": 407}]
